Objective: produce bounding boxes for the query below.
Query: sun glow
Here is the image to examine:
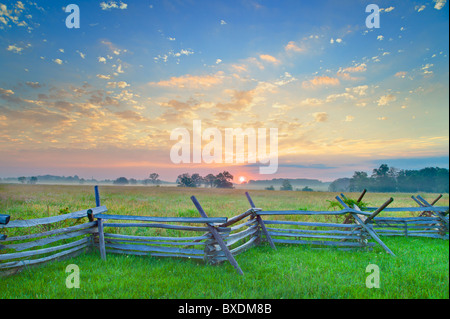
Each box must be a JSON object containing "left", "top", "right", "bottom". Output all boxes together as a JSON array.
[{"left": 239, "top": 176, "right": 246, "bottom": 183}]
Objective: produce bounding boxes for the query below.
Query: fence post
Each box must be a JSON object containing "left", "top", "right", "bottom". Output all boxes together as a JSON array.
[
  {"left": 94, "top": 185, "right": 101, "bottom": 207},
  {"left": 86, "top": 209, "right": 98, "bottom": 249},
  {"left": 356, "top": 189, "right": 367, "bottom": 205},
  {"left": 245, "top": 192, "right": 276, "bottom": 250},
  {"left": 97, "top": 217, "right": 107, "bottom": 260},
  {"left": 0, "top": 214, "right": 9, "bottom": 242},
  {"left": 0, "top": 214, "right": 10, "bottom": 225},
  {"left": 190, "top": 196, "right": 244, "bottom": 276},
  {"left": 403, "top": 220, "right": 408, "bottom": 237}
]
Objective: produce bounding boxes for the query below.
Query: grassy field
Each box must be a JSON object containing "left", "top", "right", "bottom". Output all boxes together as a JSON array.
[{"left": 0, "top": 184, "right": 448, "bottom": 299}]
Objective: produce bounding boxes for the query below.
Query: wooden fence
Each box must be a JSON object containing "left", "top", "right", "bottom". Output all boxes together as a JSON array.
[
  {"left": 340, "top": 191, "right": 449, "bottom": 240},
  {"left": 246, "top": 192, "right": 396, "bottom": 256},
  {"left": 1, "top": 187, "right": 448, "bottom": 277}
]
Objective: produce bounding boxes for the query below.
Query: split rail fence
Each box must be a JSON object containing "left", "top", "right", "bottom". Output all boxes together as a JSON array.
[
  {"left": 1, "top": 187, "right": 448, "bottom": 276},
  {"left": 340, "top": 190, "right": 449, "bottom": 240}
]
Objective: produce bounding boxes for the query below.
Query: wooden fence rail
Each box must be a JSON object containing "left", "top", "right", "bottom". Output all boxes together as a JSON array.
[
  {"left": 1, "top": 187, "right": 448, "bottom": 277},
  {"left": 246, "top": 192, "right": 393, "bottom": 255},
  {"left": 340, "top": 190, "right": 449, "bottom": 240}
]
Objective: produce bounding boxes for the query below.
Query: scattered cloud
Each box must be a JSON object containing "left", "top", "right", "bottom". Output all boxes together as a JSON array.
[
  {"left": 25, "top": 81, "right": 42, "bottom": 88},
  {"left": 107, "top": 81, "right": 130, "bottom": 89},
  {"left": 380, "top": 7, "right": 395, "bottom": 13},
  {"left": 6, "top": 43, "right": 31, "bottom": 54},
  {"left": 53, "top": 59, "right": 63, "bottom": 65},
  {"left": 259, "top": 54, "right": 281, "bottom": 65},
  {"left": 100, "top": 1, "right": 128, "bottom": 10},
  {"left": 302, "top": 76, "right": 340, "bottom": 89},
  {"left": 395, "top": 71, "right": 407, "bottom": 78},
  {"left": 285, "top": 41, "right": 305, "bottom": 53},
  {"left": 421, "top": 63, "right": 434, "bottom": 75},
  {"left": 77, "top": 51, "right": 86, "bottom": 59},
  {"left": 312, "top": 112, "right": 328, "bottom": 123},
  {"left": 345, "top": 115, "right": 355, "bottom": 122},
  {"left": 149, "top": 72, "right": 224, "bottom": 89},
  {"left": 377, "top": 35, "right": 384, "bottom": 41},
  {"left": 433, "top": 0, "right": 447, "bottom": 10},
  {"left": 377, "top": 94, "right": 396, "bottom": 106},
  {"left": 330, "top": 38, "right": 342, "bottom": 44},
  {"left": 345, "top": 85, "right": 369, "bottom": 96},
  {"left": 415, "top": 5, "right": 426, "bottom": 12},
  {"left": 96, "top": 74, "right": 112, "bottom": 80}
]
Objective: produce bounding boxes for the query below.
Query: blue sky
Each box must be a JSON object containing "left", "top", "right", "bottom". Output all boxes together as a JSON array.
[{"left": 0, "top": 0, "right": 448, "bottom": 182}]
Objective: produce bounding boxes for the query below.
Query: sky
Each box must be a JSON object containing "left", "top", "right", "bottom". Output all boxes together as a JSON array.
[{"left": 0, "top": 0, "right": 448, "bottom": 182}]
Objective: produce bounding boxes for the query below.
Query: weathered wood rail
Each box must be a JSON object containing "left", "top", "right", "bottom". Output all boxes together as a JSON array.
[
  {"left": 1, "top": 187, "right": 448, "bottom": 277},
  {"left": 246, "top": 192, "right": 395, "bottom": 255},
  {"left": 341, "top": 190, "right": 449, "bottom": 240},
  {"left": 0, "top": 186, "right": 105, "bottom": 276}
]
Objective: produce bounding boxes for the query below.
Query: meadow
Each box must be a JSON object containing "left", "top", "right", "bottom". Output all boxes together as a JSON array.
[{"left": 0, "top": 184, "right": 448, "bottom": 299}]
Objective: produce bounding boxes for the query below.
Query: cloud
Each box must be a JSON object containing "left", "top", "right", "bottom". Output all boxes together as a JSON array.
[
  {"left": 216, "top": 90, "right": 255, "bottom": 111},
  {"left": 312, "top": 112, "right": 328, "bottom": 123},
  {"left": 154, "top": 48, "right": 195, "bottom": 63},
  {"left": 415, "top": 5, "right": 426, "bottom": 12},
  {"left": 259, "top": 54, "right": 281, "bottom": 65},
  {"left": 100, "top": 1, "right": 128, "bottom": 10},
  {"left": 115, "top": 110, "right": 146, "bottom": 122},
  {"left": 0, "top": 87, "right": 14, "bottom": 96},
  {"left": 220, "top": 20, "right": 227, "bottom": 25},
  {"left": 395, "top": 71, "right": 407, "bottom": 78},
  {"left": 25, "top": 81, "right": 42, "bottom": 88},
  {"left": 345, "top": 85, "right": 368, "bottom": 96},
  {"left": 274, "top": 72, "right": 297, "bottom": 86},
  {"left": 107, "top": 81, "right": 130, "bottom": 89},
  {"left": 77, "top": 51, "right": 86, "bottom": 59},
  {"left": 380, "top": 7, "right": 395, "bottom": 12},
  {"left": 345, "top": 115, "right": 355, "bottom": 122},
  {"left": 433, "top": 0, "right": 447, "bottom": 10},
  {"left": 285, "top": 41, "right": 305, "bottom": 53},
  {"left": 377, "top": 94, "right": 396, "bottom": 106},
  {"left": 330, "top": 38, "right": 342, "bottom": 44},
  {"left": 98, "top": 56, "right": 107, "bottom": 63},
  {"left": 325, "top": 92, "right": 356, "bottom": 103},
  {"left": 377, "top": 116, "right": 388, "bottom": 121},
  {"left": 377, "top": 35, "right": 384, "bottom": 41},
  {"left": 149, "top": 72, "right": 224, "bottom": 89},
  {"left": 96, "top": 74, "right": 112, "bottom": 80},
  {"left": 340, "top": 63, "right": 367, "bottom": 73},
  {"left": 302, "top": 76, "right": 340, "bottom": 89},
  {"left": 421, "top": 63, "right": 434, "bottom": 75},
  {"left": 53, "top": 59, "right": 63, "bottom": 65},
  {"left": 231, "top": 64, "right": 247, "bottom": 73},
  {"left": 6, "top": 44, "right": 30, "bottom": 54},
  {"left": 300, "top": 98, "right": 324, "bottom": 106}
]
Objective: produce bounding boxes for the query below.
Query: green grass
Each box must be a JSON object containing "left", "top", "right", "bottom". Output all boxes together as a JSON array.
[{"left": 0, "top": 184, "right": 448, "bottom": 299}]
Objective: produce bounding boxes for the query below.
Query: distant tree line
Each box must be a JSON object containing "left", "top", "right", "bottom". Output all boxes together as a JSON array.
[
  {"left": 18, "top": 176, "right": 38, "bottom": 184},
  {"left": 112, "top": 173, "right": 162, "bottom": 185},
  {"left": 176, "top": 171, "right": 234, "bottom": 188},
  {"left": 266, "top": 180, "right": 315, "bottom": 192},
  {"left": 329, "top": 164, "right": 449, "bottom": 193}
]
